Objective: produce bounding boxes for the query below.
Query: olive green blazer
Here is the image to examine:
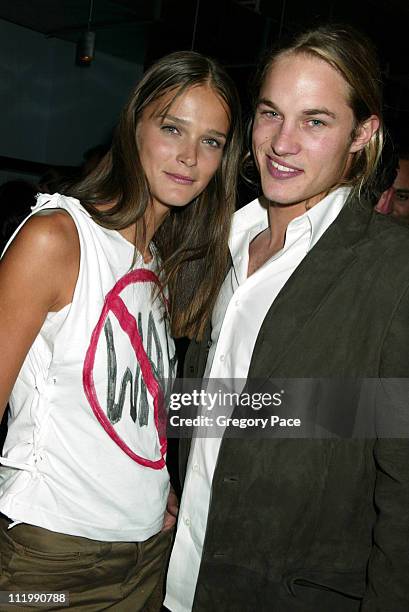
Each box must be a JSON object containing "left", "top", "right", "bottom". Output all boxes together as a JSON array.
[{"left": 180, "top": 195, "right": 409, "bottom": 612}]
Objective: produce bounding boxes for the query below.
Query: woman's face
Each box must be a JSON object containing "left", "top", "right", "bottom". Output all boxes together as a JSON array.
[{"left": 136, "top": 84, "right": 230, "bottom": 217}]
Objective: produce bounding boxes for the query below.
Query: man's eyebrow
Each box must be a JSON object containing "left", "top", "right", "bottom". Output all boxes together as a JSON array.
[
  {"left": 256, "top": 99, "right": 337, "bottom": 120},
  {"left": 396, "top": 188, "right": 409, "bottom": 193},
  {"left": 256, "top": 98, "right": 276, "bottom": 109},
  {"left": 302, "top": 108, "right": 337, "bottom": 119},
  {"left": 159, "top": 113, "right": 227, "bottom": 139}
]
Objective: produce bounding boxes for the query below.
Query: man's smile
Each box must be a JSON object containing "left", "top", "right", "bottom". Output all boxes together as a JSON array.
[{"left": 266, "top": 155, "right": 304, "bottom": 179}]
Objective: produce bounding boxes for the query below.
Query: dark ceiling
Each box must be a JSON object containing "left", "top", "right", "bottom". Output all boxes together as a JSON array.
[
  {"left": 1, "top": 1, "right": 408, "bottom": 70},
  {"left": 1, "top": 0, "right": 408, "bottom": 134},
  {"left": 0, "top": 0, "right": 156, "bottom": 62}
]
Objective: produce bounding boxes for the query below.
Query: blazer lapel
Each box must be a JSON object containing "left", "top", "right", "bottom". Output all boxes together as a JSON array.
[{"left": 247, "top": 197, "right": 374, "bottom": 379}]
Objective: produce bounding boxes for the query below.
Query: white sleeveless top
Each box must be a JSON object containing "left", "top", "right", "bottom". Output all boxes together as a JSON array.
[{"left": 0, "top": 193, "right": 177, "bottom": 541}]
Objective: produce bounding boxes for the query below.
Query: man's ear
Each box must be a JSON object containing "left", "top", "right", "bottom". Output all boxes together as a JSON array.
[{"left": 349, "top": 115, "right": 380, "bottom": 153}]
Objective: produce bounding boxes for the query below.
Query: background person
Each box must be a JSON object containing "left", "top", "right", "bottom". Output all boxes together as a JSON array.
[
  {"left": 390, "top": 149, "right": 409, "bottom": 220},
  {"left": 0, "top": 51, "right": 241, "bottom": 611},
  {"left": 375, "top": 145, "right": 409, "bottom": 219}
]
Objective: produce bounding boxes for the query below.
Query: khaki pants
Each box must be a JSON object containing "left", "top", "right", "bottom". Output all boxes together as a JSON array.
[{"left": 0, "top": 516, "right": 173, "bottom": 611}]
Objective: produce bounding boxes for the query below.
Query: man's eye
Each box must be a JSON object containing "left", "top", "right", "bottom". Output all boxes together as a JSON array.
[
  {"left": 261, "top": 110, "right": 279, "bottom": 119},
  {"left": 395, "top": 192, "right": 409, "bottom": 202},
  {"left": 308, "top": 119, "right": 325, "bottom": 127}
]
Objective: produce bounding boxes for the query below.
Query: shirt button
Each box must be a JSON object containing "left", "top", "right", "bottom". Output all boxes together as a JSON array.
[
  {"left": 192, "top": 463, "right": 199, "bottom": 472},
  {"left": 184, "top": 516, "right": 191, "bottom": 526},
  {"left": 234, "top": 300, "right": 240, "bottom": 307},
  {"left": 220, "top": 354, "right": 225, "bottom": 362}
]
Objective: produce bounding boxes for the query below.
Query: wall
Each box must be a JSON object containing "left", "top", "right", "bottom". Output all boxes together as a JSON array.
[{"left": 0, "top": 19, "right": 144, "bottom": 167}]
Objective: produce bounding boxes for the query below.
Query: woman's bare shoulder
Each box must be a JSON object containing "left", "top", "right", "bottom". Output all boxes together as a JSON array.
[
  {"left": 1, "top": 209, "right": 80, "bottom": 311},
  {"left": 0, "top": 210, "right": 81, "bottom": 414},
  {"left": 4, "top": 209, "right": 79, "bottom": 264}
]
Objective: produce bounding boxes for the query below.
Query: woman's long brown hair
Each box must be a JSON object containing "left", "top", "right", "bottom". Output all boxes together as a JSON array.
[{"left": 66, "top": 51, "right": 242, "bottom": 340}]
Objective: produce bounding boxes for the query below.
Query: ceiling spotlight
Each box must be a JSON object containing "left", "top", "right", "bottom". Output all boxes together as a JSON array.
[
  {"left": 76, "top": 30, "right": 96, "bottom": 65},
  {"left": 76, "top": 0, "right": 95, "bottom": 66}
]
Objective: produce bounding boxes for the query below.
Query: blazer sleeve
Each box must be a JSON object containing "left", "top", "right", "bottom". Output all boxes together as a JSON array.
[{"left": 361, "top": 284, "right": 409, "bottom": 611}]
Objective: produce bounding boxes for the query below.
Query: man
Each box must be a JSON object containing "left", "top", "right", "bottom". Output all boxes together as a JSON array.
[
  {"left": 165, "top": 26, "right": 409, "bottom": 611},
  {"left": 391, "top": 151, "right": 409, "bottom": 220},
  {"left": 376, "top": 147, "right": 409, "bottom": 220}
]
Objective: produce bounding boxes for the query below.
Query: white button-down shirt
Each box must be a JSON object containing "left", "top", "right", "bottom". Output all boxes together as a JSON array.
[{"left": 165, "top": 187, "right": 350, "bottom": 612}]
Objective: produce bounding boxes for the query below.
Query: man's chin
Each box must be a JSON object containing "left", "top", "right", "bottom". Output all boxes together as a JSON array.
[{"left": 261, "top": 194, "right": 308, "bottom": 209}]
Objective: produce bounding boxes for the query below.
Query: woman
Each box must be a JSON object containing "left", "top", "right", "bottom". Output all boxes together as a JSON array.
[{"left": 0, "top": 51, "right": 241, "bottom": 610}]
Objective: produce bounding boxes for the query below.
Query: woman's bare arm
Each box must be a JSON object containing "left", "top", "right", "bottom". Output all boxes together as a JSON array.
[{"left": 0, "top": 211, "right": 80, "bottom": 417}]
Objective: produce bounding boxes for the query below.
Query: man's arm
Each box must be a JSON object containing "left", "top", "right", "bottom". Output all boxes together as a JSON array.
[{"left": 361, "top": 284, "right": 409, "bottom": 611}]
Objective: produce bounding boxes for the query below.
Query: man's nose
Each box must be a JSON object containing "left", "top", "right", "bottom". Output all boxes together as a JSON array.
[{"left": 271, "top": 122, "right": 301, "bottom": 157}]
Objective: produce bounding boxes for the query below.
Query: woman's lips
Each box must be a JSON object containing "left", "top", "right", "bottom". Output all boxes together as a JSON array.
[
  {"left": 266, "top": 157, "right": 303, "bottom": 180},
  {"left": 164, "top": 171, "right": 195, "bottom": 185}
]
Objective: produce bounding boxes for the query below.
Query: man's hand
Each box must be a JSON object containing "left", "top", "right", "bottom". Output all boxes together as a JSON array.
[{"left": 162, "top": 486, "right": 179, "bottom": 531}]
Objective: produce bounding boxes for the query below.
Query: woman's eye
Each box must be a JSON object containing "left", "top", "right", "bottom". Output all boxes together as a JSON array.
[
  {"left": 203, "top": 138, "right": 221, "bottom": 148},
  {"left": 161, "top": 125, "right": 179, "bottom": 135}
]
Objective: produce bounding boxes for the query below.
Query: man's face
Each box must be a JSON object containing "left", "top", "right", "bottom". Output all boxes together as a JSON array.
[
  {"left": 252, "top": 52, "right": 366, "bottom": 210},
  {"left": 391, "top": 159, "right": 409, "bottom": 220}
]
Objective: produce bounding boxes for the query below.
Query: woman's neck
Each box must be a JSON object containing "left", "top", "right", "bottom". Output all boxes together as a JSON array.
[{"left": 118, "top": 200, "right": 170, "bottom": 263}]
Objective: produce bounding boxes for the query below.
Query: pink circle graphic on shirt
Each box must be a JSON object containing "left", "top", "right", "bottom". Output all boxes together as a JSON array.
[{"left": 83, "top": 269, "right": 168, "bottom": 470}]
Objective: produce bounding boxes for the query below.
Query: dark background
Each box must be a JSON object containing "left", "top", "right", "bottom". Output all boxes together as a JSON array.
[{"left": 0, "top": 0, "right": 408, "bottom": 186}]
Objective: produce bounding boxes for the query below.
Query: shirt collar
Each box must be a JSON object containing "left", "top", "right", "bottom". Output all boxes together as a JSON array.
[
  {"left": 305, "top": 186, "right": 351, "bottom": 250},
  {"left": 230, "top": 185, "right": 351, "bottom": 258}
]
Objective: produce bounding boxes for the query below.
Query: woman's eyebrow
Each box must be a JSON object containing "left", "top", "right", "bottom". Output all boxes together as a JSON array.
[
  {"left": 160, "top": 113, "right": 227, "bottom": 139},
  {"left": 159, "top": 113, "right": 189, "bottom": 124}
]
